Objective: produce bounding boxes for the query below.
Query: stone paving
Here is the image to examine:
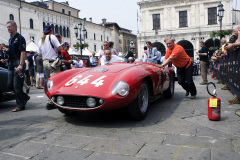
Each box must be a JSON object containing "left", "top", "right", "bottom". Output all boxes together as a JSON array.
[{"left": 0, "top": 74, "right": 239, "bottom": 160}]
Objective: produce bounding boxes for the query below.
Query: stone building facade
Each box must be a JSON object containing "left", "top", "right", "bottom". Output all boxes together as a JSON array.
[
  {"left": 0, "top": 0, "right": 128, "bottom": 54},
  {"left": 119, "top": 28, "right": 138, "bottom": 54},
  {"left": 137, "top": 0, "right": 239, "bottom": 59}
]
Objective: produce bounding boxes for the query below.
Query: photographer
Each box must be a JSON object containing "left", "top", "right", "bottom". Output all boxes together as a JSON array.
[
  {"left": 38, "top": 25, "right": 62, "bottom": 110},
  {"left": 61, "top": 42, "right": 72, "bottom": 70}
]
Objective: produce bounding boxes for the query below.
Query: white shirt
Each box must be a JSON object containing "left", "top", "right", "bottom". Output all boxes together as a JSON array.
[
  {"left": 160, "top": 56, "right": 165, "bottom": 63},
  {"left": 71, "top": 60, "right": 79, "bottom": 68},
  {"left": 25, "top": 60, "right": 29, "bottom": 70},
  {"left": 78, "top": 60, "right": 84, "bottom": 68},
  {"left": 156, "top": 51, "right": 161, "bottom": 61},
  {"left": 100, "top": 55, "right": 123, "bottom": 65},
  {"left": 38, "top": 34, "right": 61, "bottom": 60}
]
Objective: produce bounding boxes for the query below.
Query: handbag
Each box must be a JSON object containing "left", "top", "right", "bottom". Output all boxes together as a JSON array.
[{"left": 49, "top": 35, "right": 62, "bottom": 69}]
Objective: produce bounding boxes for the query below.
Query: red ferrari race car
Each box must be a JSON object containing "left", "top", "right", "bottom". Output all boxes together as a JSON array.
[{"left": 45, "top": 62, "right": 175, "bottom": 120}]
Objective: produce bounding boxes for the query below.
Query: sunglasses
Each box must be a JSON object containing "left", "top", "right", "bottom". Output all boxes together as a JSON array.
[{"left": 104, "top": 44, "right": 109, "bottom": 46}]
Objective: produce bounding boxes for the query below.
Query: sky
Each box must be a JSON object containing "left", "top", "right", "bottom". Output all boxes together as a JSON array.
[
  {"left": 25, "top": 0, "right": 140, "bottom": 34},
  {"left": 24, "top": 0, "right": 240, "bottom": 34}
]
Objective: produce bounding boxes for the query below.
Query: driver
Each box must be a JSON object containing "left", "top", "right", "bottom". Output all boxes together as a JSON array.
[{"left": 100, "top": 49, "right": 123, "bottom": 65}]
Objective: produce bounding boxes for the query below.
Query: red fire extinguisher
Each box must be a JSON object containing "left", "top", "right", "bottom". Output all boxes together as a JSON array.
[
  {"left": 207, "top": 82, "right": 221, "bottom": 121},
  {"left": 211, "top": 72, "right": 214, "bottom": 78}
]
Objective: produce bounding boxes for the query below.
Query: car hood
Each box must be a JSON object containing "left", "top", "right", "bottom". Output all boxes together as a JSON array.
[{"left": 49, "top": 63, "right": 138, "bottom": 97}]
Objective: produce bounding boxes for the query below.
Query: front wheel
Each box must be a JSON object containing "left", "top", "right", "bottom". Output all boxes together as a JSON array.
[
  {"left": 163, "top": 73, "right": 175, "bottom": 99},
  {"left": 128, "top": 80, "right": 149, "bottom": 121}
]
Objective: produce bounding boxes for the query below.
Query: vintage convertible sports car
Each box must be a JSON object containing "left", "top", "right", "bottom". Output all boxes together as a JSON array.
[
  {"left": 0, "top": 67, "right": 15, "bottom": 102},
  {"left": 45, "top": 62, "right": 175, "bottom": 120}
]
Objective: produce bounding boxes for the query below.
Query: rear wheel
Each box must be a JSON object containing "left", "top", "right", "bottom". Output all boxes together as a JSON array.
[
  {"left": 58, "top": 107, "right": 75, "bottom": 116},
  {"left": 163, "top": 73, "right": 175, "bottom": 99},
  {"left": 128, "top": 80, "right": 149, "bottom": 121}
]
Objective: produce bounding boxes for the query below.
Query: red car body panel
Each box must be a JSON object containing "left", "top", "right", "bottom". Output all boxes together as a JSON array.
[{"left": 45, "top": 62, "right": 174, "bottom": 112}]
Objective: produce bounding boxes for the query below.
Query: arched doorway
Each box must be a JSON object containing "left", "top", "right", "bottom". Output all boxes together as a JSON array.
[
  {"left": 152, "top": 42, "right": 166, "bottom": 54},
  {"left": 205, "top": 38, "right": 220, "bottom": 59},
  {"left": 177, "top": 40, "right": 194, "bottom": 58}
]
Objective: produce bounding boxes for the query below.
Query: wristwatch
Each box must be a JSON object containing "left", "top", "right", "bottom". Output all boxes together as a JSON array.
[{"left": 20, "top": 62, "right": 23, "bottom": 66}]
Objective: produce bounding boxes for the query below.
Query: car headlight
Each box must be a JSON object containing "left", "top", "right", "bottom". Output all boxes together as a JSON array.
[
  {"left": 112, "top": 81, "right": 129, "bottom": 97},
  {"left": 57, "top": 96, "right": 65, "bottom": 106},
  {"left": 47, "top": 80, "right": 53, "bottom": 91},
  {"left": 87, "top": 97, "right": 96, "bottom": 108}
]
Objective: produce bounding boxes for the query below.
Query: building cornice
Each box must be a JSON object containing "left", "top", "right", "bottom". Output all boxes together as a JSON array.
[{"left": 138, "top": 0, "right": 221, "bottom": 9}]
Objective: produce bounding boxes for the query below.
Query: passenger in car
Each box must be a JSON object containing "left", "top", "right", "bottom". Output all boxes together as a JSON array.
[{"left": 100, "top": 49, "right": 123, "bottom": 65}]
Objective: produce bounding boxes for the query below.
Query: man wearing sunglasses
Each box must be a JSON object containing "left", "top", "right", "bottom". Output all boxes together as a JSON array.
[{"left": 98, "top": 41, "right": 118, "bottom": 65}]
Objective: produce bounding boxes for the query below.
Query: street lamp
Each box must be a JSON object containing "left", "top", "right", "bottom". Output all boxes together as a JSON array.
[
  {"left": 130, "top": 40, "right": 134, "bottom": 47},
  {"left": 217, "top": 2, "right": 225, "bottom": 39},
  {"left": 74, "top": 22, "right": 87, "bottom": 56}
]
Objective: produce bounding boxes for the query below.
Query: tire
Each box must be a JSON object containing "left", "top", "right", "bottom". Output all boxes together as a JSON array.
[
  {"left": 128, "top": 80, "right": 149, "bottom": 121},
  {"left": 58, "top": 107, "right": 75, "bottom": 116},
  {"left": 163, "top": 73, "right": 175, "bottom": 99},
  {"left": 0, "top": 90, "right": 3, "bottom": 102}
]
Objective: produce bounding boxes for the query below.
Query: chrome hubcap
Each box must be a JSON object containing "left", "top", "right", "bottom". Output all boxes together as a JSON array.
[{"left": 138, "top": 83, "right": 148, "bottom": 113}]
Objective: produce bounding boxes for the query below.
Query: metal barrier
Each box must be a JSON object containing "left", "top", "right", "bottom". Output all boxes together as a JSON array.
[{"left": 209, "top": 49, "right": 240, "bottom": 99}]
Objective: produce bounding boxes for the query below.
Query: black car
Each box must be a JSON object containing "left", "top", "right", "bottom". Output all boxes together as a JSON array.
[{"left": 0, "top": 67, "right": 15, "bottom": 102}]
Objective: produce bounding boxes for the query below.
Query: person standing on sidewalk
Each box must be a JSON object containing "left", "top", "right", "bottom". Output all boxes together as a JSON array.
[
  {"left": 5, "top": 21, "right": 30, "bottom": 112},
  {"left": 35, "top": 54, "right": 44, "bottom": 89},
  {"left": 90, "top": 52, "right": 98, "bottom": 67},
  {"left": 158, "top": 38, "right": 197, "bottom": 99},
  {"left": 144, "top": 41, "right": 158, "bottom": 63},
  {"left": 125, "top": 47, "right": 135, "bottom": 63},
  {"left": 38, "top": 25, "right": 62, "bottom": 110},
  {"left": 197, "top": 41, "right": 209, "bottom": 85},
  {"left": 27, "top": 52, "right": 34, "bottom": 86},
  {"left": 61, "top": 42, "right": 72, "bottom": 70}
]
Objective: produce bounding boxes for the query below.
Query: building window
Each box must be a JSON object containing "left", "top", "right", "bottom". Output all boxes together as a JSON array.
[
  {"left": 101, "top": 35, "right": 103, "bottom": 41},
  {"left": 179, "top": 11, "right": 187, "bottom": 27},
  {"left": 63, "top": 26, "right": 66, "bottom": 37},
  {"left": 60, "top": 26, "right": 62, "bottom": 36},
  {"left": 107, "top": 37, "right": 109, "bottom": 41},
  {"left": 101, "top": 46, "right": 103, "bottom": 50},
  {"left": 153, "top": 14, "right": 160, "bottom": 30},
  {"left": 119, "top": 39, "right": 122, "bottom": 44},
  {"left": 94, "top": 45, "right": 96, "bottom": 52},
  {"left": 124, "top": 46, "right": 127, "bottom": 52},
  {"left": 94, "top": 33, "right": 96, "bottom": 40},
  {"left": 43, "top": 22, "right": 46, "bottom": 31},
  {"left": 30, "top": 19, "right": 34, "bottom": 29},
  {"left": 51, "top": 24, "right": 54, "bottom": 34},
  {"left": 67, "top": 27, "right": 70, "bottom": 38},
  {"left": 208, "top": 7, "right": 217, "bottom": 25},
  {"left": 55, "top": 25, "right": 59, "bottom": 34},
  {"left": 9, "top": 14, "right": 14, "bottom": 21},
  {"left": 30, "top": 36, "right": 34, "bottom": 42},
  {"left": 62, "top": 9, "right": 65, "bottom": 14},
  {"left": 68, "top": 11, "right": 71, "bottom": 16}
]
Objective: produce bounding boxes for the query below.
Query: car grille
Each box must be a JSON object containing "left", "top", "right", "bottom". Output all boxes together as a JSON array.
[{"left": 51, "top": 95, "right": 104, "bottom": 109}]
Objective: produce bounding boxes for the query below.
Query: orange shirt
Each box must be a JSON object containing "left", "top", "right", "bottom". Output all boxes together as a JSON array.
[{"left": 165, "top": 44, "right": 191, "bottom": 68}]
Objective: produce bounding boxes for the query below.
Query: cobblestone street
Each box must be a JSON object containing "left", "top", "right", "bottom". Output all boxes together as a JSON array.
[{"left": 0, "top": 74, "right": 240, "bottom": 160}]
